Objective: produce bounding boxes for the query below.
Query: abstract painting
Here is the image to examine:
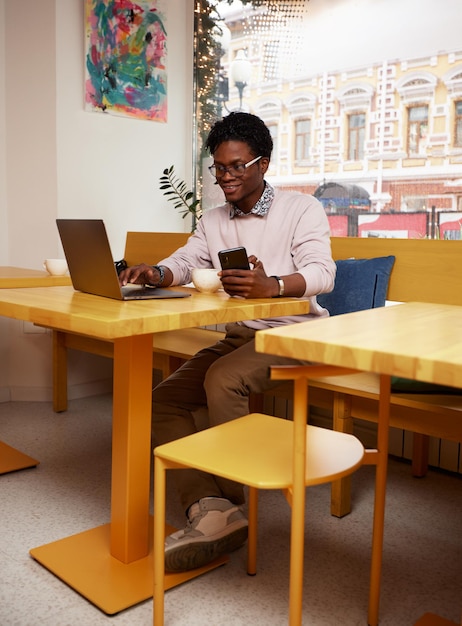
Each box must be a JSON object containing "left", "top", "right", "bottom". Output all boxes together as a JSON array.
[{"left": 85, "top": 0, "right": 167, "bottom": 122}]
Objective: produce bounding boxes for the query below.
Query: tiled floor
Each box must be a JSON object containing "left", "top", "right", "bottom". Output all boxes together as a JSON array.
[{"left": 1, "top": 394, "right": 461, "bottom": 626}]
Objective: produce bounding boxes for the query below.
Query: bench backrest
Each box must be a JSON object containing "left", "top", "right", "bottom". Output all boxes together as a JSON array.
[
  {"left": 331, "top": 237, "right": 462, "bottom": 306},
  {"left": 124, "top": 232, "right": 190, "bottom": 266},
  {"left": 124, "top": 232, "right": 462, "bottom": 306}
]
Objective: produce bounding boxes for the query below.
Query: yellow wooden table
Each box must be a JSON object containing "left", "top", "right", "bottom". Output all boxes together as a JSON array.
[
  {"left": 0, "top": 266, "right": 71, "bottom": 288},
  {"left": 0, "top": 267, "right": 72, "bottom": 473},
  {"left": 256, "top": 301, "right": 462, "bottom": 626},
  {"left": 0, "top": 284, "right": 308, "bottom": 614}
]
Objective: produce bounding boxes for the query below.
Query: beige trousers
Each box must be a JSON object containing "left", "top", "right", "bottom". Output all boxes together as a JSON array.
[{"left": 152, "top": 322, "right": 305, "bottom": 513}]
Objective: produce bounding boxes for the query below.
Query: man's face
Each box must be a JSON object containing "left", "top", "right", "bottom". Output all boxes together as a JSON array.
[{"left": 212, "top": 140, "right": 269, "bottom": 213}]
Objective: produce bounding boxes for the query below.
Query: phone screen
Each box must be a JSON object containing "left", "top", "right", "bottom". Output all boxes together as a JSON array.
[{"left": 218, "top": 247, "right": 250, "bottom": 270}]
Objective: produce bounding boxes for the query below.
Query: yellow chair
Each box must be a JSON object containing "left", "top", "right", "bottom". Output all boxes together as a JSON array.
[{"left": 153, "top": 364, "right": 382, "bottom": 626}]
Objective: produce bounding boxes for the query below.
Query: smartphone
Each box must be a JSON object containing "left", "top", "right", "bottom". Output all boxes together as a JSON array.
[{"left": 218, "top": 246, "right": 250, "bottom": 271}]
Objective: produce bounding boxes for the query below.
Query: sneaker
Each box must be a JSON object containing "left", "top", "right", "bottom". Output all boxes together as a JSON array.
[{"left": 164, "top": 497, "right": 248, "bottom": 572}]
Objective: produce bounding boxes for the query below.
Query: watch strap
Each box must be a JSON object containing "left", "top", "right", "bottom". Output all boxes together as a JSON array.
[
  {"left": 152, "top": 265, "right": 165, "bottom": 286},
  {"left": 271, "top": 275, "right": 285, "bottom": 297}
]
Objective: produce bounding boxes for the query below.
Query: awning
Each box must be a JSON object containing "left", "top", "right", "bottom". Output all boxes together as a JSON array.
[{"left": 314, "top": 182, "right": 371, "bottom": 209}]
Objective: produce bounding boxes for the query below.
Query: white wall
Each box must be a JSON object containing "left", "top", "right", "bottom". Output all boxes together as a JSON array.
[
  {"left": 5, "top": 0, "right": 57, "bottom": 269},
  {"left": 55, "top": 0, "right": 194, "bottom": 258},
  {"left": 0, "top": 0, "right": 194, "bottom": 401}
]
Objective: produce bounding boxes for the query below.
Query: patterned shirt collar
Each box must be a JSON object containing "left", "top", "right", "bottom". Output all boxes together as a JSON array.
[{"left": 229, "top": 181, "right": 275, "bottom": 218}]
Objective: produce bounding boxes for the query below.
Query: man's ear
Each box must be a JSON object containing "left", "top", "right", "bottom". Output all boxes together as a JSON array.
[{"left": 260, "top": 157, "right": 270, "bottom": 174}]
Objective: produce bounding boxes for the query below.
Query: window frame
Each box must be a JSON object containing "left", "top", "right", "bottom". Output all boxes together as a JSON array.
[
  {"left": 407, "top": 104, "right": 429, "bottom": 156},
  {"left": 455, "top": 100, "right": 462, "bottom": 148},
  {"left": 294, "top": 117, "right": 311, "bottom": 162},
  {"left": 265, "top": 121, "right": 279, "bottom": 167},
  {"left": 347, "top": 112, "right": 366, "bottom": 161}
]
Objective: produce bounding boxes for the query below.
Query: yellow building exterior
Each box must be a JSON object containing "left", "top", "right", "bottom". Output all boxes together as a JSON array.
[
  {"left": 244, "top": 50, "right": 462, "bottom": 214},
  {"left": 219, "top": 5, "right": 462, "bottom": 218}
]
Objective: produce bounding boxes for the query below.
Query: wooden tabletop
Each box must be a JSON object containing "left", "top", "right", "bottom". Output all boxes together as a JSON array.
[
  {"left": 256, "top": 302, "right": 462, "bottom": 388},
  {"left": 0, "top": 266, "right": 72, "bottom": 288},
  {"left": 0, "top": 285, "right": 309, "bottom": 339}
]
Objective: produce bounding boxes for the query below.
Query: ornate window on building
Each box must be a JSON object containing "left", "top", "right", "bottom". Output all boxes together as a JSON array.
[
  {"left": 348, "top": 113, "right": 365, "bottom": 161},
  {"left": 294, "top": 118, "right": 311, "bottom": 162},
  {"left": 396, "top": 72, "right": 437, "bottom": 103},
  {"left": 455, "top": 100, "right": 462, "bottom": 147},
  {"left": 407, "top": 105, "right": 428, "bottom": 156}
]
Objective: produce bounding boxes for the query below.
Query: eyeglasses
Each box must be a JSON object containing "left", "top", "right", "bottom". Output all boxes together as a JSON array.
[{"left": 208, "top": 155, "right": 262, "bottom": 179}]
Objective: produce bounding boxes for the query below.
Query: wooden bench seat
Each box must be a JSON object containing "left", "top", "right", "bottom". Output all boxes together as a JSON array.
[
  {"left": 257, "top": 236, "right": 462, "bottom": 515},
  {"left": 305, "top": 237, "right": 462, "bottom": 516},
  {"left": 53, "top": 326, "right": 224, "bottom": 412},
  {"left": 309, "top": 373, "right": 462, "bottom": 505}
]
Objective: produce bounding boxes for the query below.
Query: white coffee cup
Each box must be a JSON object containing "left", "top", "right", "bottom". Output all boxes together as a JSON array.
[
  {"left": 191, "top": 268, "right": 222, "bottom": 293},
  {"left": 43, "top": 258, "right": 68, "bottom": 276}
]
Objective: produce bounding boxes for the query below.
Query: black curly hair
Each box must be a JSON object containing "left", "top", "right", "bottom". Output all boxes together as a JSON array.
[{"left": 205, "top": 112, "right": 273, "bottom": 159}]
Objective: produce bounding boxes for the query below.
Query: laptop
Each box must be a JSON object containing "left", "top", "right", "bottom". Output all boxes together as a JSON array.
[{"left": 56, "top": 219, "right": 190, "bottom": 301}]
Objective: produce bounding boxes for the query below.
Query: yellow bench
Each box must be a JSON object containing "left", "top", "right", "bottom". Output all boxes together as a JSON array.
[{"left": 271, "top": 237, "right": 462, "bottom": 516}]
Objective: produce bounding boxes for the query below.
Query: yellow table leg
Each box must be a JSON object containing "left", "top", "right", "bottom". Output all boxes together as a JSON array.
[
  {"left": 0, "top": 440, "right": 39, "bottom": 474},
  {"left": 414, "top": 613, "right": 460, "bottom": 626},
  {"left": 367, "top": 375, "right": 390, "bottom": 626},
  {"left": 110, "top": 334, "right": 154, "bottom": 563},
  {"left": 31, "top": 334, "right": 226, "bottom": 614},
  {"left": 153, "top": 455, "right": 229, "bottom": 624},
  {"left": 288, "top": 375, "right": 308, "bottom": 626},
  {"left": 31, "top": 518, "right": 227, "bottom": 615}
]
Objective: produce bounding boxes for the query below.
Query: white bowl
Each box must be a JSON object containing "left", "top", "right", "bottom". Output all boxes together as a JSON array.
[
  {"left": 43, "top": 258, "right": 68, "bottom": 276},
  {"left": 191, "top": 268, "right": 222, "bottom": 294}
]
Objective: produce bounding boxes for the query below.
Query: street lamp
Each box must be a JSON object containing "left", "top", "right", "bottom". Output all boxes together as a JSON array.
[{"left": 230, "top": 50, "right": 252, "bottom": 111}]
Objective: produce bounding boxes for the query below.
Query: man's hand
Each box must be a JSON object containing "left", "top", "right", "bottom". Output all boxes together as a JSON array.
[
  {"left": 118, "top": 263, "right": 160, "bottom": 287},
  {"left": 219, "top": 255, "right": 279, "bottom": 298}
]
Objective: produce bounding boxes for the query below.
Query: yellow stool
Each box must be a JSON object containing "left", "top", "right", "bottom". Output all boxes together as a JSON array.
[{"left": 153, "top": 365, "right": 369, "bottom": 625}]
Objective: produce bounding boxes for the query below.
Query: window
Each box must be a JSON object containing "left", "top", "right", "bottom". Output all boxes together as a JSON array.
[
  {"left": 455, "top": 100, "right": 462, "bottom": 147},
  {"left": 294, "top": 119, "right": 311, "bottom": 161},
  {"left": 266, "top": 122, "right": 279, "bottom": 164},
  {"left": 402, "top": 196, "right": 427, "bottom": 211},
  {"left": 348, "top": 113, "right": 365, "bottom": 160},
  {"left": 408, "top": 105, "right": 428, "bottom": 155}
]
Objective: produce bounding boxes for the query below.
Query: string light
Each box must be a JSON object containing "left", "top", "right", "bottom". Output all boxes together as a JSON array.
[
  {"left": 194, "top": 1, "right": 309, "bottom": 129},
  {"left": 193, "top": 1, "right": 310, "bottom": 199}
]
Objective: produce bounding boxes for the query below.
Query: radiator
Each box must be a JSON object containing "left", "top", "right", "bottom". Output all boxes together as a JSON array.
[{"left": 260, "top": 393, "right": 462, "bottom": 476}]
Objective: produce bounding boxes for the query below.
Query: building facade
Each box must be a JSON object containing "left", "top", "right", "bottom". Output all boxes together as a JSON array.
[{"left": 217, "top": 3, "right": 462, "bottom": 235}]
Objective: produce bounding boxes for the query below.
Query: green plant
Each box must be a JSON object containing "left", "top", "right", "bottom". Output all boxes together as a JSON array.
[{"left": 159, "top": 165, "right": 202, "bottom": 230}]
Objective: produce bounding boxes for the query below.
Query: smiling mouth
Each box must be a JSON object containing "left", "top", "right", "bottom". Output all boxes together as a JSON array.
[{"left": 221, "top": 182, "right": 240, "bottom": 193}]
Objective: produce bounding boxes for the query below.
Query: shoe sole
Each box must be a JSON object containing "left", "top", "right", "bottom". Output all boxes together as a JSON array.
[{"left": 165, "top": 525, "right": 248, "bottom": 573}]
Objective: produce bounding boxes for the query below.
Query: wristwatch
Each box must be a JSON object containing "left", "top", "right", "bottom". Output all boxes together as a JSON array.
[
  {"left": 271, "top": 275, "right": 285, "bottom": 297},
  {"left": 152, "top": 265, "right": 165, "bottom": 286}
]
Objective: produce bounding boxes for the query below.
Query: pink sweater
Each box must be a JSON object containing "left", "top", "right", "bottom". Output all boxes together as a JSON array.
[{"left": 159, "top": 188, "right": 336, "bottom": 329}]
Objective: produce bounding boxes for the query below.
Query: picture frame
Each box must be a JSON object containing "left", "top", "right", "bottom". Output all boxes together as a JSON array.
[{"left": 84, "top": 0, "right": 167, "bottom": 122}]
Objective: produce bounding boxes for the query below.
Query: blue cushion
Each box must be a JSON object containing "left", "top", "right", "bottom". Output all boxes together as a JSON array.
[
  {"left": 316, "top": 255, "right": 395, "bottom": 316},
  {"left": 317, "top": 255, "right": 459, "bottom": 395}
]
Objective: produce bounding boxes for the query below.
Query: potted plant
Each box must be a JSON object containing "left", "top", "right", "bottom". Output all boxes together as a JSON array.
[{"left": 159, "top": 166, "right": 202, "bottom": 231}]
